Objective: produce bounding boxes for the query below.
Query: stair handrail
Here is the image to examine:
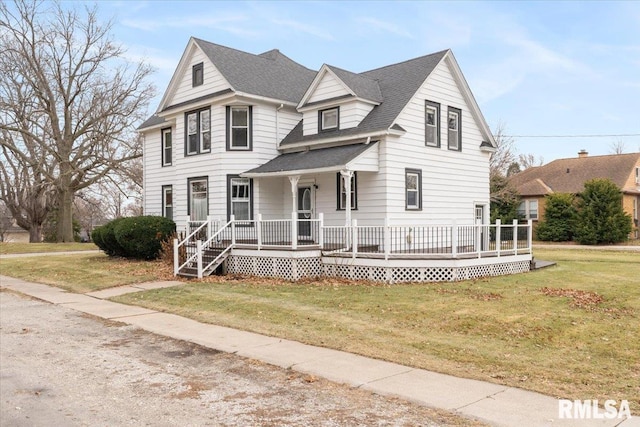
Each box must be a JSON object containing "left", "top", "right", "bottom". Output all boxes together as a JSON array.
[
  {"left": 199, "top": 220, "right": 234, "bottom": 274},
  {"left": 176, "top": 219, "right": 215, "bottom": 275}
]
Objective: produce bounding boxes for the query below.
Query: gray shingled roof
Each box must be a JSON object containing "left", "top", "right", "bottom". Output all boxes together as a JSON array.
[
  {"left": 194, "top": 38, "right": 316, "bottom": 104},
  {"left": 243, "top": 143, "right": 376, "bottom": 175},
  {"left": 137, "top": 114, "right": 167, "bottom": 130},
  {"left": 509, "top": 152, "right": 640, "bottom": 196},
  {"left": 322, "top": 65, "right": 383, "bottom": 103},
  {"left": 281, "top": 50, "right": 448, "bottom": 146}
]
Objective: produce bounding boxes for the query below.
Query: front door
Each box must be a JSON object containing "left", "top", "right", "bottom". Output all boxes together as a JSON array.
[{"left": 297, "top": 186, "right": 313, "bottom": 240}]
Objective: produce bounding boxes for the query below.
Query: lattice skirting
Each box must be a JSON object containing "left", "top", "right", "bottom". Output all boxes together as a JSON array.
[
  {"left": 227, "top": 254, "right": 530, "bottom": 283},
  {"left": 226, "top": 255, "right": 324, "bottom": 281}
]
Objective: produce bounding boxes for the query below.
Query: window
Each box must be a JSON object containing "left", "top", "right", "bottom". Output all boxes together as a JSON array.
[
  {"left": 185, "top": 108, "right": 210, "bottom": 155},
  {"left": 227, "top": 176, "right": 253, "bottom": 221},
  {"left": 405, "top": 169, "right": 422, "bottom": 210},
  {"left": 192, "top": 63, "right": 203, "bottom": 87},
  {"left": 188, "top": 177, "right": 208, "bottom": 221},
  {"left": 633, "top": 197, "right": 638, "bottom": 221},
  {"left": 226, "top": 106, "right": 252, "bottom": 150},
  {"left": 636, "top": 167, "right": 639, "bottom": 184},
  {"left": 161, "top": 128, "right": 172, "bottom": 166},
  {"left": 447, "top": 107, "right": 462, "bottom": 151},
  {"left": 425, "top": 100, "right": 440, "bottom": 147},
  {"left": 517, "top": 200, "right": 538, "bottom": 220},
  {"left": 319, "top": 107, "right": 339, "bottom": 132},
  {"left": 336, "top": 172, "right": 357, "bottom": 210},
  {"left": 162, "top": 185, "right": 173, "bottom": 220}
]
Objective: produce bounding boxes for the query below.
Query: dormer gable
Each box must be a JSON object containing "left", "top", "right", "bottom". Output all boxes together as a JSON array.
[
  {"left": 298, "top": 65, "right": 382, "bottom": 136},
  {"left": 157, "top": 37, "right": 233, "bottom": 114}
]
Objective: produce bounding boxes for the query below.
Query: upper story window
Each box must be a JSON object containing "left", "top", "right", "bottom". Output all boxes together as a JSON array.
[
  {"left": 185, "top": 108, "right": 210, "bottom": 156},
  {"left": 636, "top": 167, "right": 639, "bottom": 184},
  {"left": 319, "top": 107, "right": 339, "bottom": 132},
  {"left": 226, "top": 106, "right": 252, "bottom": 151},
  {"left": 447, "top": 107, "right": 462, "bottom": 151},
  {"left": 336, "top": 172, "right": 357, "bottom": 210},
  {"left": 192, "top": 63, "right": 203, "bottom": 87},
  {"left": 161, "top": 128, "right": 172, "bottom": 166},
  {"left": 425, "top": 100, "right": 440, "bottom": 147},
  {"left": 405, "top": 168, "right": 422, "bottom": 210}
]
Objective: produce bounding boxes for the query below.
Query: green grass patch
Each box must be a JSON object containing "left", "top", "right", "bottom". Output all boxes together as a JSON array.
[
  {"left": 0, "top": 253, "right": 168, "bottom": 292},
  {"left": 0, "top": 242, "right": 97, "bottom": 254}
]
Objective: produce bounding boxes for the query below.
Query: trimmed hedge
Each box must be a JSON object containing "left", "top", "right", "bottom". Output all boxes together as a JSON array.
[
  {"left": 114, "top": 216, "right": 176, "bottom": 260},
  {"left": 92, "top": 216, "right": 176, "bottom": 260},
  {"left": 92, "top": 217, "right": 127, "bottom": 257}
]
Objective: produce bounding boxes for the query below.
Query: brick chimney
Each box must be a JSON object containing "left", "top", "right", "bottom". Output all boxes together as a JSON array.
[{"left": 578, "top": 149, "right": 588, "bottom": 158}]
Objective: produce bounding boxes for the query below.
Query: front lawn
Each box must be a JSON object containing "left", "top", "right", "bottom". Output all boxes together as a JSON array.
[
  {"left": 0, "top": 253, "right": 173, "bottom": 292},
  {"left": 112, "top": 249, "right": 639, "bottom": 412}
]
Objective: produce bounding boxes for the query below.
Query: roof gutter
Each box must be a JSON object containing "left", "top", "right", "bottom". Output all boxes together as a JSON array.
[{"left": 279, "top": 128, "right": 402, "bottom": 153}]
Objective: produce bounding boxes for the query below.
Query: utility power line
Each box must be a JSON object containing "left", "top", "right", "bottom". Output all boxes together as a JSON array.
[{"left": 502, "top": 133, "right": 640, "bottom": 138}]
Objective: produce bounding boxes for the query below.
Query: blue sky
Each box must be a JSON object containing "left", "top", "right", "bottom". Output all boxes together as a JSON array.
[{"left": 93, "top": 0, "right": 639, "bottom": 162}]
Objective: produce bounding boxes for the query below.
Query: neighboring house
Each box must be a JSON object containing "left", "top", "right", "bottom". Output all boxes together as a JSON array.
[
  {"left": 0, "top": 217, "right": 30, "bottom": 243},
  {"left": 509, "top": 151, "right": 640, "bottom": 237},
  {"left": 138, "top": 38, "right": 532, "bottom": 282}
]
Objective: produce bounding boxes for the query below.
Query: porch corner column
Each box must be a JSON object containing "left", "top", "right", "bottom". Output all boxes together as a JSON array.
[
  {"left": 340, "top": 170, "right": 353, "bottom": 226},
  {"left": 288, "top": 175, "right": 300, "bottom": 214}
]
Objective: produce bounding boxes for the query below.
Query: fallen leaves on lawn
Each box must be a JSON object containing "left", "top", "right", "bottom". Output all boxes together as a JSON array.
[{"left": 540, "top": 287, "right": 603, "bottom": 310}]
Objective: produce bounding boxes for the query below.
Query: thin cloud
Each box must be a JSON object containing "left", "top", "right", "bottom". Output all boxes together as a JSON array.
[
  {"left": 271, "top": 19, "right": 335, "bottom": 41},
  {"left": 355, "top": 17, "right": 413, "bottom": 39},
  {"left": 122, "top": 14, "right": 250, "bottom": 32}
]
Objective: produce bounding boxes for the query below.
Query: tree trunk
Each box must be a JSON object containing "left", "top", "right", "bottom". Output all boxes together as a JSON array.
[
  {"left": 57, "top": 187, "right": 75, "bottom": 242},
  {"left": 29, "top": 224, "right": 43, "bottom": 243}
]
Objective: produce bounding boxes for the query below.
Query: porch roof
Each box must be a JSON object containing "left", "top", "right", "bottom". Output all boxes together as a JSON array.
[{"left": 242, "top": 142, "right": 378, "bottom": 178}]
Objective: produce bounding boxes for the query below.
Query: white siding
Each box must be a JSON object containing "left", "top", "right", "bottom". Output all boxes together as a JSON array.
[
  {"left": 144, "top": 96, "right": 303, "bottom": 231},
  {"left": 303, "top": 100, "right": 374, "bottom": 135},
  {"left": 308, "top": 71, "right": 350, "bottom": 103},
  {"left": 340, "top": 100, "right": 374, "bottom": 130},
  {"left": 165, "top": 47, "right": 231, "bottom": 108},
  {"left": 382, "top": 59, "right": 490, "bottom": 225}
]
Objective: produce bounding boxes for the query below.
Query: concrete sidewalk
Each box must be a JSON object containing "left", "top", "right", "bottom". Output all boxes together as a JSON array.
[{"left": 0, "top": 275, "right": 636, "bottom": 427}]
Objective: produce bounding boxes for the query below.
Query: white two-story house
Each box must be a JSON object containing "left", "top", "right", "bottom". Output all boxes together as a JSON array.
[{"left": 138, "top": 38, "right": 532, "bottom": 282}]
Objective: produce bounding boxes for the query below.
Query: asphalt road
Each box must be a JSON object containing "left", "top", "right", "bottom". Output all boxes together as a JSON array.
[{"left": 0, "top": 290, "right": 478, "bottom": 427}]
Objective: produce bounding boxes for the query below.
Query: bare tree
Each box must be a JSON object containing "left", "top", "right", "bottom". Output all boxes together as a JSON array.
[
  {"left": 518, "top": 153, "right": 544, "bottom": 170},
  {"left": 0, "top": 0, "right": 154, "bottom": 242},
  {"left": 0, "top": 134, "right": 57, "bottom": 242},
  {"left": 609, "top": 139, "right": 627, "bottom": 154},
  {"left": 490, "top": 122, "right": 517, "bottom": 178}
]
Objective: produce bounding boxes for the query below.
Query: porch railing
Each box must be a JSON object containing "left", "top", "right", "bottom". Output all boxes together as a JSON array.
[{"left": 176, "top": 215, "right": 533, "bottom": 277}]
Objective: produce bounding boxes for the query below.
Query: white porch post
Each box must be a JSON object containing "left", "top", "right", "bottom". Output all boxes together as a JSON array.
[
  {"left": 256, "top": 213, "right": 262, "bottom": 250},
  {"left": 340, "top": 170, "right": 353, "bottom": 227},
  {"left": 527, "top": 219, "right": 533, "bottom": 251},
  {"left": 384, "top": 217, "right": 390, "bottom": 260},
  {"left": 496, "top": 219, "right": 502, "bottom": 258},
  {"left": 173, "top": 238, "right": 179, "bottom": 276},
  {"left": 291, "top": 211, "right": 298, "bottom": 250},
  {"left": 451, "top": 220, "right": 458, "bottom": 258},
  {"left": 288, "top": 175, "right": 300, "bottom": 214},
  {"left": 513, "top": 219, "right": 518, "bottom": 255},
  {"left": 318, "top": 212, "right": 324, "bottom": 248}
]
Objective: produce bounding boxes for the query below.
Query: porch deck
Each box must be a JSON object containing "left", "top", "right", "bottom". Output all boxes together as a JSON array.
[{"left": 176, "top": 215, "right": 533, "bottom": 281}]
